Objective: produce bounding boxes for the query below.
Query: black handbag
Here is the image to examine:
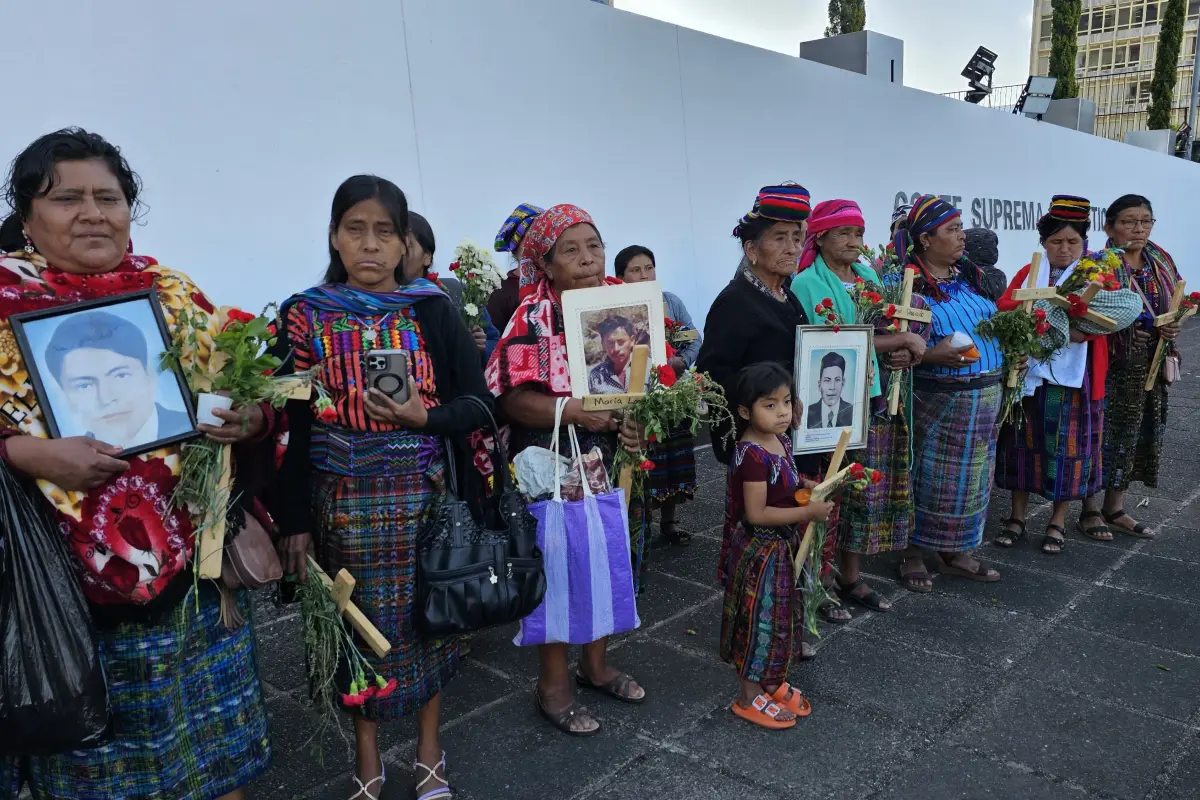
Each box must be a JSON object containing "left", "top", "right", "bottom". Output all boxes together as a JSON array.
[{"left": 416, "top": 395, "right": 546, "bottom": 636}]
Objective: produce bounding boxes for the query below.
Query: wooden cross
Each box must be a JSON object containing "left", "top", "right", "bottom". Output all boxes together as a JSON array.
[
  {"left": 886, "top": 267, "right": 934, "bottom": 415},
  {"left": 1145, "top": 279, "right": 1192, "bottom": 391},
  {"left": 195, "top": 373, "right": 315, "bottom": 580},
  {"left": 664, "top": 301, "right": 699, "bottom": 343},
  {"left": 1006, "top": 253, "right": 1046, "bottom": 389},
  {"left": 599, "top": 344, "right": 650, "bottom": 498},
  {"left": 793, "top": 428, "right": 851, "bottom": 574},
  {"left": 310, "top": 560, "right": 393, "bottom": 658}
]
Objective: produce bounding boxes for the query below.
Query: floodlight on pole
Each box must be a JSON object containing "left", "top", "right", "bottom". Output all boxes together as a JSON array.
[
  {"left": 1013, "top": 75, "right": 1058, "bottom": 118},
  {"left": 960, "top": 46, "right": 998, "bottom": 104}
]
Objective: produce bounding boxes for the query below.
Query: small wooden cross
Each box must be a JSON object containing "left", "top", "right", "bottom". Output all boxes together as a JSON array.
[
  {"left": 793, "top": 428, "right": 851, "bottom": 574},
  {"left": 664, "top": 301, "right": 699, "bottom": 343},
  {"left": 1145, "top": 279, "right": 1192, "bottom": 391},
  {"left": 310, "top": 560, "right": 392, "bottom": 658},
  {"left": 886, "top": 267, "right": 934, "bottom": 415},
  {"left": 195, "top": 374, "right": 314, "bottom": 580}
]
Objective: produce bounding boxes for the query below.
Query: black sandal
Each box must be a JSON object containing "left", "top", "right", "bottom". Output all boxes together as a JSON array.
[
  {"left": 1102, "top": 508, "right": 1156, "bottom": 539},
  {"left": 1041, "top": 523, "right": 1066, "bottom": 555},
  {"left": 575, "top": 670, "right": 646, "bottom": 705},
  {"left": 837, "top": 577, "right": 891, "bottom": 612},
  {"left": 534, "top": 692, "right": 601, "bottom": 736},
  {"left": 660, "top": 519, "right": 692, "bottom": 546},
  {"left": 898, "top": 556, "right": 933, "bottom": 594},
  {"left": 1075, "top": 510, "right": 1112, "bottom": 542},
  {"left": 993, "top": 518, "right": 1026, "bottom": 548},
  {"left": 817, "top": 599, "right": 852, "bottom": 624}
]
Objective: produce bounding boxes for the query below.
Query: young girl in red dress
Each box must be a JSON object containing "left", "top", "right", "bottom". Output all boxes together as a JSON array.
[{"left": 719, "top": 362, "right": 833, "bottom": 730}]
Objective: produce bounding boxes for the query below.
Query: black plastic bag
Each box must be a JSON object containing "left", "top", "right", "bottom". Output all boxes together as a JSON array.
[{"left": 0, "top": 460, "right": 109, "bottom": 755}]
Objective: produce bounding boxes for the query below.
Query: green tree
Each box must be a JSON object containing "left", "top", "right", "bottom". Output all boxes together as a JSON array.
[
  {"left": 1048, "top": 0, "right": 1081, "bottom": 99},
  {"left": 1149, "top": 0, "right": 1187, "bottom": 129},
  {"left": 825, "top": 0, "right": 866, "bottom": 37}
]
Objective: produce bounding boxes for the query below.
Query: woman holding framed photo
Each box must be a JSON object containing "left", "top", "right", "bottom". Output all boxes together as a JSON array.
[
  {"left": 485, "top": 203, "right": 646, "bottom": 737},
  {"left": 0, "top": 128, "right": 272, "bottom": 800},
  {"left": 790, "top": 198, "right": 928, "bottom": 607}
]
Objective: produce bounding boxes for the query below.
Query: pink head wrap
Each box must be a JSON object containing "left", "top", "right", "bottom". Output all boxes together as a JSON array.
[{"left": 798, "top": 199, "right": 867, "bottom": 272}]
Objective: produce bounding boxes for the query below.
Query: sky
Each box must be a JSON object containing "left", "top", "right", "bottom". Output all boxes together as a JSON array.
[{"left": 613, "top": 0, "right": 1036, "bottom": 94}]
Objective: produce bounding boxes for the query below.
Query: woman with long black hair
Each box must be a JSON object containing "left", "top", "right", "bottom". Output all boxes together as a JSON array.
[{"left": 274, "top": 175, "right": 491, "bottom": 800}]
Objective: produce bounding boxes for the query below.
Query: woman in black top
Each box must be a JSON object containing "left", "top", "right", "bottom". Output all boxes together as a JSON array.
[{"left": 697, "top": 184, "right": 814, "bottom": 466}]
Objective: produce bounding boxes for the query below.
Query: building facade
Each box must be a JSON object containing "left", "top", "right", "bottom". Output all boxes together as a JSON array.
[{"left": 1028, "top": 0, "right": 1199, "bottom": 140}]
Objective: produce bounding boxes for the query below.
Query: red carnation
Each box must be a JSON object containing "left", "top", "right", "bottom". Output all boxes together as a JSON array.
[
  {"left": 647, "top": 433, "right": 657, "bottom": 443},
  {"left": 665, "top": 342, "right": 676, "bottom": 359},
  {"left": 870, "top": 470, "right": 883, "bottom": 485},
  {"left": 1036, "top": 321, "right": 1050, "bottom": 336},
  {"left": 267, "top": 322, "right": 278, "bottom": 337},
  {"left": 449, "top": 262, "right": 461, "bottom": 273},
  {"left": 1105, "top": 280, "right": 1120, "bottom": 290},
  {"left": 341, "top": 692, "right": 368, "bottom": 708},
  {"left": 1068, "top": 304, "right": 1087, "bottom": 319},
  {"left": 821, "top": 297, "right": 833, "bottom": 308},
  {"left": 190, "top": 292, "right": 215, "bottom": 314},
  {"left": 318, "top": 405, "right": 338, "bottom": 422},
  {"left": 1066, "top": 293, "right": 1081, "bottom": 304},
  {"left": 657, "top": 364, "right": 678, "bottom": 387},
  {"left": 885, "top": 304, "right": 897, "bottom": 319},
  {"left": 374, "top": 679, "right": 398, "bottom": 699},
  {"left": 639, "top": 459, "right": 655, "bottom": 471},
  {"left": 832, "top": 325, "right": 841, "bottom": 333},
  {"left": 1033, "top": 308, "right": 1046, "bottom": 321},
  {"left": 854, "top": 276, "right": 865, "bottom": 285},
  {"left": 1190, "top": 291, "right": 1200, "bottom": 303}
]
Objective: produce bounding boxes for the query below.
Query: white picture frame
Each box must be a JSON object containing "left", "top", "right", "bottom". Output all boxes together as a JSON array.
[
  {"left": 792, "top": 324, "right": 873, "bottom": 455},
  {"left": 561, "top": 280, "right": 668, "bottom": 399}
]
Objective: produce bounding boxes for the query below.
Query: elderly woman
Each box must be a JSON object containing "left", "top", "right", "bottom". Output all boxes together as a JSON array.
[
  {"left": 696, "top": 183, "right": 828, "bottom": 656},
  {"left": 404, "top": 211, "right": 499, "bottom": 360},
  {"left": 900, "top": 195, "right": 1006, "bottom": 586},
  {"left": 790, "top": 199, "right": 927, "bottom": 608},
  {"left": 995, "top": 196, "right": 1109, "bottom": 554},
  {"left": 614, "top": 244, "right": 702, "bottom": 545},
  {"left": 1083, "top": 194, "right": 1182, "bottom": 539},
  {"left": 274, "top": 176, "right": 491, "bottom": 800},
  {"left": 487, "top": 202, "right": 543, "bottom": 334},
  {"left": 486, "top": 203, "right": 645, "bottom": 736},
  {"left": 0, "top": 129, "right": 270, "bottom": 799}
]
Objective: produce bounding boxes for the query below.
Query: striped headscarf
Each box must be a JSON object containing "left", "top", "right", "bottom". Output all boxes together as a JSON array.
[
  {"left": 494, "top": 202, "right": 544, "bottom": 254},
  {"left": 895, "top": 194, "right": 983, "bottom": 301},
  {"left": 733, "top": 183, "right": 811, "bottom": 239},
  {"left": 799, "top": 198, "right": 866, "bottom": 272}
]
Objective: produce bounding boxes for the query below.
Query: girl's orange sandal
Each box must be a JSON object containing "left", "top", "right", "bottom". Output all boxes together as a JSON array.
[
  {"left": 731, "top": 695, "right": 796, "bottom": 730},
  {"left": 770, "top": 683, "right": 812, "bottom": 717}
]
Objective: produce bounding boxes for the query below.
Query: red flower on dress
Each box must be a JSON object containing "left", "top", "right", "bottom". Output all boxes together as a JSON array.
[
  {"left": 190, "top": 292, "right": 215, "bottom": 313},
  {"left": 100, "top": 557, "right": 140, "bottom": 596}
]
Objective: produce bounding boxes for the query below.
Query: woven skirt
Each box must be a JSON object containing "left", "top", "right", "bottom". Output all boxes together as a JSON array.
[
  {"left": 1, "top": 585, "right": 270, "bottom": 800},
  {"left": 911, "top": 382, "right": 1002, "bottom": 552},
  {"left": 839, "top": 408, "right": 914, "bottom": 555},
  {"left": 1103, "top": 357, "right": 1167, "bottom": 491},
  {"left": 310, "top": 434, "right": 459, "bottom": 722},
  {"left": 645, "top": 425, "right": 697, "bottom": 502},
  {"left": 995, "top": 377, "right": 1104, "bottom": 502},
  {"left": 719, "top": 523, "right": 799, "bottom": 685}
]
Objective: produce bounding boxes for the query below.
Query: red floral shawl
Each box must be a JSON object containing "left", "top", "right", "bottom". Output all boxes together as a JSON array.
[{"left": 0, "top": 252, "right": 219, "bottom": 605}]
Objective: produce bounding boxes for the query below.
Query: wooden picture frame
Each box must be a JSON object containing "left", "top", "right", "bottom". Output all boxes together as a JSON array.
[
  {"left": 9, "top": 290, "right": 201, "bottom": 457},
  {"left": 561, "top": 280, "right": 668, "bottom": 410}
]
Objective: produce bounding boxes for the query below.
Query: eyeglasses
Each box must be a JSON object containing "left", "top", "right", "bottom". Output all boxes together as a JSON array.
[{"left": 1117, "top": 217, "right": 1155, "bottom": 230}]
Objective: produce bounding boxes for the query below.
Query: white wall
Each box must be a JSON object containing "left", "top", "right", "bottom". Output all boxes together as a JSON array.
[{"left": 5, "top": 0, "right": 1198, "bottom": 323}]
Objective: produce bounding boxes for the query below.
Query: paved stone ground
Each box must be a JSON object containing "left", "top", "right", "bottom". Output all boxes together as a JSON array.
[{"left": 250, "top": 324, "right": 1200, "bottom": 800}]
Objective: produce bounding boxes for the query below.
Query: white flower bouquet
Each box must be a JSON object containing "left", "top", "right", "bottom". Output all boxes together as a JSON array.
[{"left": 450, "top": 241, "right": 504, "bottom": 330}]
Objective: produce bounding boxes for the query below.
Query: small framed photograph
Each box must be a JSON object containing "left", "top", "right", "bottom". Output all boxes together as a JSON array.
[
  {"left": 9, "top": 290, "right": 201, "bottom": 457},
  {"left": 793, "top": 324, "right": 873, "bottom": 455},
  {"left": 561, "top": 280, "right": 668, "bottom": 402}
]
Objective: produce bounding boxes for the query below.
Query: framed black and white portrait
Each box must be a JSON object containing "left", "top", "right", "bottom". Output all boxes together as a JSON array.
[
  {"left": 9, "top": 290, "right": 200, "bottom": 457},
  {"left": 793, "top": 324, "right": 872, "bottom": 455}
]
